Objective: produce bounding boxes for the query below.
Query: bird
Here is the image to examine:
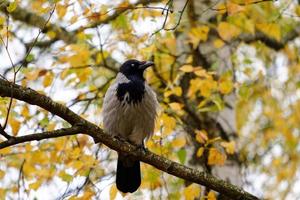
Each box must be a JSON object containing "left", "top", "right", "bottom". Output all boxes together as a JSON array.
[{"left": 102, "top": 59, "right": 158, "bottom": 193}]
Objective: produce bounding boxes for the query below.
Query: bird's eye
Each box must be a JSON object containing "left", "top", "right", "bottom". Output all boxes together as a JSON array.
[{"left": 131, "top": 64, "right": 135, "bottom": 67}]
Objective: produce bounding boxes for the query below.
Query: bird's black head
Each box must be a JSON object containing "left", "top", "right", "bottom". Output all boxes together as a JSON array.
[{"left": 119, "top": 59, "right": 154, "bottom": 80}]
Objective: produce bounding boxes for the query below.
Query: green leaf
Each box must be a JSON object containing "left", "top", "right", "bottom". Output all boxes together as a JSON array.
[
  {"left": 7, "top": 1, "right": 17, "bottom": 13},
  {"left": 59, "top": 171, "right": 73, "bottom": 182},
  {"left": 26, "top": 54, "right": 35, "bottom": 62},
  {"left": 211, "top": 95, "right": 225, "bottom": 111},
  {"left": 177, "top": 149, "right": 186, "bottom": 164}
]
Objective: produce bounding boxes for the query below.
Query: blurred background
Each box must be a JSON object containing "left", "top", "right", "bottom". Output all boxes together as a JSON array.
[{"left": 0, "top": 0, "right": 300, "bottom": 199}]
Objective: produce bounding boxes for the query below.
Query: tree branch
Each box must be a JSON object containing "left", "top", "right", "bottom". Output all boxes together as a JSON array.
[
  {"left": 0, "top": 0, "right": 119, "bottom": 72},
  {"left": 0, "top": 1, "right": 76, "bottom": 44},
  {"left": 0, "top": 126, "right": 83, "bottom": 149},
  {"left": 75, "top": 0, "right": 162, "bottom": 32},
  {"left": 0, "top": 78, "right": 260, "bottom": 200},
  {"left": 241, "top": 26, "right": 300, "bottom": 50}
]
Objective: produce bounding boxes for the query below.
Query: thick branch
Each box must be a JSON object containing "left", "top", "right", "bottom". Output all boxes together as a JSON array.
[
  {"left": 208, "top": 17, "right": 300, "bottom": 51},
  {"left": 0, "top": 78, "right": 260, "bottom": 200},
  {"left": 0, "top": 79, "right": 82, "bottom": 125},
  {"left": 240, "top": 27, "right": 300, "bottom": 50}
]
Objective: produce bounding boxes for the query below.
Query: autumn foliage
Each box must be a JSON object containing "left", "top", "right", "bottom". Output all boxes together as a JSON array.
[{"left": 0, "top": 0, "right": 299, "bottom": 199}]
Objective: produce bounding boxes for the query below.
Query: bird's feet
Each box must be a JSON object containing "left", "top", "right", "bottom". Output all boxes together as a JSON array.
[{"left": 136, "top": 141, "right": 147, "bottom": 153}]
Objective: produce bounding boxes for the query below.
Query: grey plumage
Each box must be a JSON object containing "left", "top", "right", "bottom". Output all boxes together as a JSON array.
[
  {"left": 102, "top": 60, "right": 158, "bottom": 193},
  {"left": 103, "top": 73, "right": 158, "bottom": 145}
]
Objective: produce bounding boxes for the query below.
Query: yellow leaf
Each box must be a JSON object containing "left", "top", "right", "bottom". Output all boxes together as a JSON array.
[
  {"left": 208, "top": 148, "right": 226, "bottom": 165},
  {"left": 58, "top": 171, "right": 73, "bottom": 182},
  {"left": 46, "top": 31, "right": 56, "bottom": 39},
  {"left": 70, "top": 15, "right": 78, "bottom": 24},
  {"left": 161, "top": 114, "right": 176, "bottom": 136},
  {"left": 7, "top": 1, "right": 17, "bottom": 13},
  {"left": 43, "top": 72, "right": 54, "bottom": 87},
  {"left": 81, "top": 190, "right": 95, "bottom": 199},
  {"left": 296, "top": 6, "right": 300, "bottom": 16},
  {"left": 32, "top": 151, "right": 48, "bottom": 164},
  {"left": 207, "top": 191, "right": 216, "bottom": 200},
  {"left": 77, "top": 68, "right": 92, "bottom": 82},
  {"left": 68, "top": 44, "right": 91, "bottom": 67},
  {"left": 221, "top": 141, "right": 235, "bottom": 154},
  {"left": 21, "top": 105, "right": 30, "bottom": 118},
  {"left": 56, "top": 4, "right": 67, "bottom": 19},
  {"left": 226, "top": 1, "right": 245, "bottom": 15},
  {"left": 164, "top": 90, "right": 173, "bottom": 98},
  {"left": 172, "top": 137, "right": 186, "bottom": 148},
  {"left": 195, "top": 130, "right": 208, "bottom": 143},
  {"left": 206, "top": 137, "right": 222, "bottom": 145},
  {"left": 217, "top": 22, "right": 241, "bottom": 41},
  {"left": 70, "top": 148, "right": 81, "bottom": 159},
  {"left": 216, "top": 3, "right": 226, "bottom": 14},
  {"left": 25, "top": 69, "right": 41, "bottom": 81},
  {"left": 164, "top": 87, "right": 182, "bottom": 98},
  {"left": 183, "top": 184, "right": 201, "bottom": 200},
  {"left": 256, "top": 23, "right": 281, "bottom": 41},
  {"left": 180, "top": 65, "right": 194, "bottom": 72},
  {"left": 169, "top": 102, "right": 183, "bottom": 111},
  {"left": 188, "top": 26, "right": 210, "bottom": 49},
  {"left": 219, "top": 77, "right": 233, "bottom": 94},
  {"left": 0, "top": 147, "right": 11, "bottom": 155},
  {"left": 0, "top": 16, "right": 5, "bottom": 26},
  {"left": 196, "top": 147, "right": 204, "bottom": 157},
  {"left": 0, "top": 170, "right": 5, "bottom": 179},
  {"left": 47, "top": 123, "right": 56, "bottom": 131},
  {"left": 25, "top": 143, "right": 32, "bottom": 151},
  {"left": 172, "top": 86, "right": 182, "bottom": 96},
  {"left": 60, "top": 69, "right": 69, "bottom": 79},
  {"left": 199, "top": 78, "right": 218, "bottom": 97},
  {"left": 71, "top": 160, "right": 84, "bottom": 170},
  {"left": 29, "top": 181, "right": 42, "bottom": 190},
  {"left": 194, "top": 67, "right": 210, "bottom": 78},
  {"left": 110, "top": 184, "right": 117, "bottom": 200},
  {"left": 213, "top": 39, "right": 225, "bottom": 48},
  {"left": 188, "top": 78, "right": 201, "bottom": 97},
  {"left": 9, "top": 118, "right": 21, "bottom": 136}
]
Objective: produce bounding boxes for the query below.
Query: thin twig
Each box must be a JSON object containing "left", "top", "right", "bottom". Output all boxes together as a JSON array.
[
  {"left": 165, "top": 0, "right": 190, "bottom": 31},
  {"left": 0, "top": 4, "right": 56, "bottom": 133},
  {"left": 16, "top": 4, "right": 56, "bottom": 74},
  {"left": 0, "top": 34, "right": 15, "bottom": 130},
  {"left": 151, "top": 0, "right": 190, "bottom": 36}
]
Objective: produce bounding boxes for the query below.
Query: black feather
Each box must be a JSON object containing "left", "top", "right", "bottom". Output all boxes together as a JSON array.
[
  {"left": 116, "top": 157, "right": 141, "bottom": 193},
  {"left": 116, "top": 76, "right": 145, "bottom": 104}
]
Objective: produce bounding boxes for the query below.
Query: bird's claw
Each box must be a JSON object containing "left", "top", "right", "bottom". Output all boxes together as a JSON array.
[{"left": 136, "top": 144, "right": 147, "bottom": 153}]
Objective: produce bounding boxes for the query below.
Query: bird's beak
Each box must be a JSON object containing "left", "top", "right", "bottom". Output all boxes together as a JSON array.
[{"left": 139, "top": 61, "right": 154, "bottom": 70}]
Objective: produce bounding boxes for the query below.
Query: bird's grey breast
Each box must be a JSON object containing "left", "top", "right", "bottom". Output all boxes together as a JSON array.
[{"left": 102, "top": 73, "right": 158, "bottom": 142}]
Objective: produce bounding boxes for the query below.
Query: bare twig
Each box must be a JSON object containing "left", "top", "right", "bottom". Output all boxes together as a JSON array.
[
  {"left": 0, "top": 4, "right": 56, "bottom": 134},
  {"left": 151, "top": 0, "right": 190, "bottom": 36},
  {"left": 164, "top": 0, "right": 190, "bottom": 31},
  {"left": 16, "top": 4, "right": 56, "bottom": 73}
]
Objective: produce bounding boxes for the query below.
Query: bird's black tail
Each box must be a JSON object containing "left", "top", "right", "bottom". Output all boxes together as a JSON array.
[{"left": 116, "top": 156, "right": 141, "bottom": 193}]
